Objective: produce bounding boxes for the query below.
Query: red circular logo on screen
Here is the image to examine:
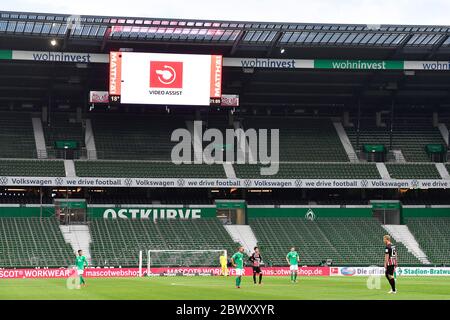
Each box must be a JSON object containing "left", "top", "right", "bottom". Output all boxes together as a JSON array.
[{"left": 150, "top": 61, "right": 183, "bottom": 89}]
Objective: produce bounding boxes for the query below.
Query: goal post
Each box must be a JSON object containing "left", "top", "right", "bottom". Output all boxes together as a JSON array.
[{"left": 138, "top": 249, "right": 227, "bottom": 277}]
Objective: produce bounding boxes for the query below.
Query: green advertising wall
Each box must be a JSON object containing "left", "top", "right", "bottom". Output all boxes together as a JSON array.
[
  {"left": 87, "top": 206, "right": 217, "bottom": 219},
  {"left": 402, "top": 207, "right": 450, "bottom": 218},
  {"left": 0, "top": 206, "right": 54, "bottom": 217},
  {"left": 246, "top": 207, "right": 373, "bottom": 218},
  {"left": 0, "top": 205, "right": 449, "bottom": 219}
]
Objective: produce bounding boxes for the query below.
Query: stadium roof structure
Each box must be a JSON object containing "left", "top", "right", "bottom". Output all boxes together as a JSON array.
[
  {"left": 1, "top": 10, "right": 450, "bottom": 59},
  {"left": 0, "top": 11, "right": 449, "bottom": 109}
]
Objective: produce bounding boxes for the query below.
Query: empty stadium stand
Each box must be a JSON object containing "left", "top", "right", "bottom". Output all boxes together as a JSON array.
[
  {"left": 0, "top": 159, "right": 66, "bottom": 176},
  {"left": 249, "top": 217, "right": 419, "bottom": 266},
  {"left": 386, "top": 163, "right": 442, "bottom": 179},
  {"left": 0, "top": 217, "right": 74, "bottom": 267},
  {"left": 240, "top": 117, "right": 349, "bottom": 162},
  {"left": 74, "top": 160, "right": 226, "bottom": 178},
  {"left": 91, "top": 115, "right": 189, "bottom": 160},
  {"left": 235, "top": 163, "right": 381, "bottom": 179},
  {"left": 406, "top": 218, "right": 450, "bottom": 265},
  {"left": 346, "top": 119, "right": 446, "bottom": 162},
  {"left": 0, "top": 112, "right": 36, "bottom": 158},
  {"left": 43, "top": 113, "right": 84, "bottom": 159},
  {"left": 89, "top": 218, "right": 239, "bottom": 266}
]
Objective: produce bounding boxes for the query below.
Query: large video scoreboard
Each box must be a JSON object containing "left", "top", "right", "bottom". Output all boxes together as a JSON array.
[{"left": 109, "top": 52, "right": 222, "bottom": 106}]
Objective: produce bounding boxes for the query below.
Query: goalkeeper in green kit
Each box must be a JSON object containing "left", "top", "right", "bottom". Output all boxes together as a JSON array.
[{"left": 75, "top": 250, "right": 88, "bottom": 288}]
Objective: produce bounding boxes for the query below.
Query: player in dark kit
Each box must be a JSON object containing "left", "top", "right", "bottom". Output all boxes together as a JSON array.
[
  {"left": 383, "top": 235, "right": 398, "bottom": 294},
  {"left": 249, "top": 246, "right": 263, "bottom": 285}
]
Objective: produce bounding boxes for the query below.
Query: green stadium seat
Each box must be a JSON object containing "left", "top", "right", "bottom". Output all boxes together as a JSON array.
[
  {"left": 346, "top": 120, "right": 446, "bottom": 162},
  {"left": 249, "top": 217, "right": 419, "bottom": 266},
  {"left": 386, "top": 164, "right": 441, "bottom": 179},
  {"left": 0, "top": 159, "right": 66, "bottom": 177},
  {"left": 406, "top": 218, "right": 450, "bottom": 265},
  {"left": 241, "top": 117, "right": 349, "bottom": 162},
  {"left": 0, "top": 112, "right": 36, "bottom": 158},
  {"left": 0, "top": 218, "right": 74, "bottom": 268},
  {"left": 235, "top": 163, "right": 381, "bottom": 179},
  {"left": 92, "top": 115, "right": 189, "bottom": 160},
  {"left": 74, "top": 160, "right": 226, "bottom": 178},
  {"left": 89, "top": 218, "right": 239, "bottom": 267}
]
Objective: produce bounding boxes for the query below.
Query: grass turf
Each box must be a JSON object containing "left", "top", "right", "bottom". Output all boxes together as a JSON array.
[{"left": 1, "top": 276, "right": 450, "bottom": 300}]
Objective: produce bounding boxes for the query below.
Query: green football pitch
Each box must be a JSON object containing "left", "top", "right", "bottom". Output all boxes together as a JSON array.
[{"left": 1, "top": 276, "right": 450, "bottom": 300}]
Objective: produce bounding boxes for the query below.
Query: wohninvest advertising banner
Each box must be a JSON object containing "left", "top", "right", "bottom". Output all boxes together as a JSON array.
[
  {"left": 2, "top": 50, "right": 450, "bottom": 71},
  {"left": 109, "top": 52, "right": 222, "bottom": 106}
]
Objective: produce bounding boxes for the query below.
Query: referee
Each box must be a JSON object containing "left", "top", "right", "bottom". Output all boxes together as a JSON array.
[{"left": 249, "top": 246, "right": 263, "bottom": 285}]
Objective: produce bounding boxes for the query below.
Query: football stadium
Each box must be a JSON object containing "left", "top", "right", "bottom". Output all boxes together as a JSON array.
[{"left": 0, "top": 9, "right": 450, "bottom": 301}]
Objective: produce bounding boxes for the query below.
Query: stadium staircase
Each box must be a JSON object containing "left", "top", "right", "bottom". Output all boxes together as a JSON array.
[
  {"left": 223, "top": 225, "right": 258, "bottom": 255},
  {"left": 382, "top": 224, "right": 430, "bottom": 264},
  {"left": 64, "top": 160, "right": 76, "bottom": 177},
  {"left": 60, "top": 224, "right": 92, "bottom": 263},
  {"left": 333, "top": 122, "right": 358, "bottom": 162},
  {"left": 376, "top": 162, "right": 391, "bottom": 179},
  {"left": 186, "top": 120, "right": 203, "bottom": 163},
  {"left": 223, "top": 163, "right": 236, "bottom": 178},
  {"left": 437, "top": 123, "right": 449, "bottom": 146},
  {"left": 31, "top": 117, "right": 47, "bottom": 159},
  {"left": 391, "top": 150, "right": 406, "bottom": 163},
  {"left": 234, "top": 120, "right": 257, "bottom": 163},
  {"left": 84, "top": 119, "right": 97, "bottom": 159},
  {"left": 435, "top": 163, "right": 450, "bottom": 179}
]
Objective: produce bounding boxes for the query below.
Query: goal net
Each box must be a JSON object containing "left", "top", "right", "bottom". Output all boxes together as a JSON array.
[{"left": 138, "top": 249, "right": 227, "bottom": 277}]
